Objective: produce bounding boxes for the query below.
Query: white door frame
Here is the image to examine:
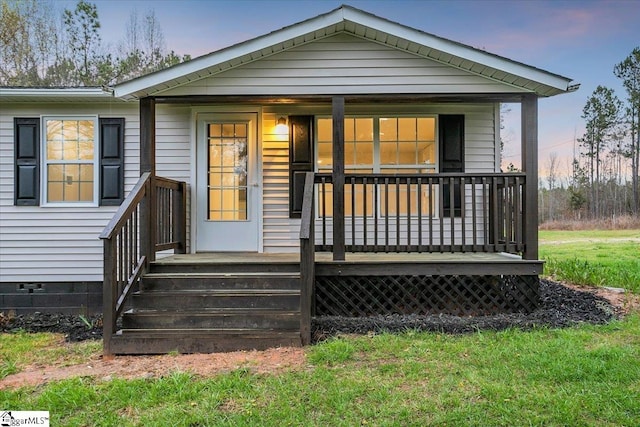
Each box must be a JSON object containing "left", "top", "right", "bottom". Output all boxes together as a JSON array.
[{"left": 190, "top": 109, "right": 263, "bottom": 252}]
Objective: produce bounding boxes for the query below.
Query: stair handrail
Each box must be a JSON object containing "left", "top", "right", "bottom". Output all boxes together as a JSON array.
[
  {"left": 299, "top": 171, "right": 316, "bottom": 345},
  {"left": 100, "top": 172, "right": 151, "bottom": 355}
]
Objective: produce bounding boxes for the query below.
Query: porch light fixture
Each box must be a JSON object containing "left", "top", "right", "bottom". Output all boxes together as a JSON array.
[{"left": 275, "top": 116, "right": 288, "bottom": 135}]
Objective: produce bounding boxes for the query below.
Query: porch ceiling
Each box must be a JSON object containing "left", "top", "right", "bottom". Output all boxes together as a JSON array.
[{"left": 114, "top": 6, "right": 575, "bottom": 101}]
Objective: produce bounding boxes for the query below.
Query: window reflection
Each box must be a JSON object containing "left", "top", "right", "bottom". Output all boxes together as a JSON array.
[{"left": 45, "top": 119, "right": 95, "bottom": 203}]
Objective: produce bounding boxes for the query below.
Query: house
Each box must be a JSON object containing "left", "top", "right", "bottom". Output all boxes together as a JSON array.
[{"left": 0, "top": 5, "right": 576, "bottom": 354}]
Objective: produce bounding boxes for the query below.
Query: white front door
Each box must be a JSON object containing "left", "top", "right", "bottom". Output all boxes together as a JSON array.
[{"left": 196, "top": 113, "right": 259, "bottom": 251}]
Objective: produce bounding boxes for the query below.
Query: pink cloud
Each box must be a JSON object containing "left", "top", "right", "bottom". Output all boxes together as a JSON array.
[{"left": 469, "top": 1, "right": 636, "bottom": 58}]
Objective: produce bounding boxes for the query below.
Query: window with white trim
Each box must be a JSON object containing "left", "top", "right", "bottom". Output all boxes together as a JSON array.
[
  {"left": 43, "top": 117, "right": 98, "bottom": 205},
  {"left": 316, "top": 116, "right": 437, "bottom": 216}
]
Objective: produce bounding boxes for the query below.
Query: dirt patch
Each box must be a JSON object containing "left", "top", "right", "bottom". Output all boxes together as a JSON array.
[
  {"left": 0, "top": 346, "right": 306, "bottom": 390},
  {"left": 1, "top": 280, "right": 638, "bottom": 390}
]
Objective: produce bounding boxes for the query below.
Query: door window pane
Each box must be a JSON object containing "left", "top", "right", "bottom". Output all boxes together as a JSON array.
[{"left": 207, "top": 122, "right": 249, "bottom": 221}]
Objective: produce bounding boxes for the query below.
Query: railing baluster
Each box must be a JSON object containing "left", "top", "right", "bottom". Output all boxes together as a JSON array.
[
  {"left": 482, "top": 177, "right": 489, "bottom": 252},
  {"left": 514, "top": 176, "right": 522, "bottom": 251},
  {"left": 471, "top": 177, "right": 478, "bottom": 252},
  {"left": 374, "top": 177, "right": 379, "bottom": 250},
  {"left": 350, "top": 176, "right": 355, "bottom": 251},
  {"left": 395, "top": 178, "right": 400, "bottom": 252},
  {"left": 384, "top": 177, "right": 390, "bottom": 252},
  {"left": 439, "top": 177, "right": 444, "bottom": 253},
  {"left": 321, "top": 178, "right": 327, "bottom": 248},
  {"left": 449, "top": 176, "right": 455, "bottom": 253},
  {"left": 417, "top": 178, "right": 423, "bottom": 252},
  {"left": 491, "top": 177, "right": 499, "bottom": 252},
  {"left": 505, "top": 176, "right": 513, "bottom": 252},
  {"left": 406, "top": 177, "right": 411, "bottom": 251},
  {"left": 363, "top": 177, "right": 368, "bottom": 249},
  {"left": 428, "top": 177, "right": 433, "bottom": 252},
  {"left": 460, "top": 177, "right": 466, "bottom": 253}
]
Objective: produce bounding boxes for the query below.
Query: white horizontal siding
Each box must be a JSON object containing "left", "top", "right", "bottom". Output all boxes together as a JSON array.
[
  {"left": 155, "top": 105, "right": 192, "bottom": 252},
  {"left": 0, "top": 102, "right": 139, "bottom": 282},
  {"left": 158, "top": 33, "right": 526, "bottom": 97},
  {"left": 261, "top": 113, "right": 299, "bottom": 252}
]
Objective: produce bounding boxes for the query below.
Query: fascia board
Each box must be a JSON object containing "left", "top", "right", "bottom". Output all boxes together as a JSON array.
[{"left": 0, "top": 87, "right": 111, "bottom": 98}]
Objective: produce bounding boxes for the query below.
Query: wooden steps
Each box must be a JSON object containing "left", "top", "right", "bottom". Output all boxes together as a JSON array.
[{"left": 108, "top": 260, "right": 302, "bottom": 354}]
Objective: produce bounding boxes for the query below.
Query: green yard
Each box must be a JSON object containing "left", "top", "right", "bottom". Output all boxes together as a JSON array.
[
  {"left": 540, "top": 229, "right": 640, "bottom": 293},
  {"left": 1, "top": 229, "right": 639, "bottom": 426}
]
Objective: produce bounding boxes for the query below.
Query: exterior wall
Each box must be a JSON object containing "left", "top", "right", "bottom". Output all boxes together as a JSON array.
[
  {"left": 260, "top": 103, "right": 498, "bottom": 252},
  {"left": 0, "top": 102, "right": 139, "bottom": 283},
  {"left": 156, "top": 33, "right": 527, "bottom": 97},
  {"left": 0, "top": 102, "right": 192, "bottom": 283},
  {"left": 0, "top": 99, "right": 498, "bottom": 282}
]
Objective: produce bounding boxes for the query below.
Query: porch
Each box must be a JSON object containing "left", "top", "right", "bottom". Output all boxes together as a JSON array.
[
  {"left": 99, "top": 93, "right": 541, "bottom": 354},
  {"left": 99, "top": 168, "right": 542, "bottom": 354}
]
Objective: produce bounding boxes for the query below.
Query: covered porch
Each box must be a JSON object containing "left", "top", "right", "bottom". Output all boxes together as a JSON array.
[{"left": 99, "top": 93, "right": 541, "bottom": 354}]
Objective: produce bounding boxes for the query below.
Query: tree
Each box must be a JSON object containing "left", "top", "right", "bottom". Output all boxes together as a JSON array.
[
  {"left": 546, "top": 152, "right": 559, "bottom": 220},
  {"left": 580, "top": 86, "right": 622, "bottom": 217},
  {"left": 0, "top": 0, "right": 58, "bottom": 85},
  {"left": 1, "top": 0, "right": 189, "bottom": 86},
  {"left": 114, "top": 9, "right": 190, "bottom": 82},
  {"left": 63, "top": 0, "right": 107, "bottom": 85},
  {"left": 614, "top": 47, "right": 640, "bottom": 215}
]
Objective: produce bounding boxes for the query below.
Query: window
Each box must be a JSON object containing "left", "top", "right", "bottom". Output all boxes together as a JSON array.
[
  {"left": 43, "top": 118, "right": 97, "bottom": 204},
  {"left": 316, "top": 116, "right": 437, "bottom": 216},
  {"left": 316, "top": 116, "right": 436, "bottom": 173},
  {"left": 14, "top": 117, "right": 125, "bottom": 207}
]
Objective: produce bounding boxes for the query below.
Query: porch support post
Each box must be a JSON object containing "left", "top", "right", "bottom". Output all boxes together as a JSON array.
[
  {"left": 140, "top": 97, "right": 156, "bottom": 263},
  {"left": 521, "top": 93, "right": 538, "bottom": 260},
  {"left": 332, "top": 96, "right": 345, "bottom": 261}
]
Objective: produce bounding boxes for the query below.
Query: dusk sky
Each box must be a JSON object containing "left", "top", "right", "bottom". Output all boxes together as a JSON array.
[{"left": 84, "top": 0, "right": 639, "bottom": 176}]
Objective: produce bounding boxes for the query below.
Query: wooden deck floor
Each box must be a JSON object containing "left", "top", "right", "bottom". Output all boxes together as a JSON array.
[{"left": 155, "top": 252, "right": 543, "bottom": 276}]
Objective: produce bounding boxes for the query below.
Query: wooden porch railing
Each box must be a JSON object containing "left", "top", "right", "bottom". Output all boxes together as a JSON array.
[
  {"left": 99, "top": 173, "right": 187, "bottom": 355},
  {"left": 299, "top": 171, "right": 316, "bottom": 346},
  {"left": 312, "top": 172, "right": 527, "bottom": 254}
]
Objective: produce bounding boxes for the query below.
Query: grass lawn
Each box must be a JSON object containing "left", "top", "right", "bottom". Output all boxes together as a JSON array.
[
  {"left": 2, "top": 316, "right": 640, "bottom": 426},
  {"left": 540, "top": 229, "right": 640, "bottom": 293},
  {"left": 1, "top": 229, "right": 639, "bottom": 426}
]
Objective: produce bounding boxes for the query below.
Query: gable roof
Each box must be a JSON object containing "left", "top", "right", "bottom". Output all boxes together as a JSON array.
[{"left": 114, "top": 5, "right": 575, "bottom": 100}]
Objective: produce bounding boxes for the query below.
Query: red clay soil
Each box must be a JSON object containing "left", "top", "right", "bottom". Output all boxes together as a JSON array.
[{"left": 0, "top": 346, "right": 306, "bottom": 390}]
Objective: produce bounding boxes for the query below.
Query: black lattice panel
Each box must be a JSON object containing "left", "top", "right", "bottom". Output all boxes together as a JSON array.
[{"left": 315, "top": 275, "right": 539, "bottom": 316}]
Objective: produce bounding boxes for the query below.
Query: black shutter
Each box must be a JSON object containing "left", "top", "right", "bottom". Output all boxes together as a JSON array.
[
  {"left": 439, "top": 115, "right": 465, "bottom": 217},
  {"left": 14, "top": 118, "right": 40, "bottom": 206},
  {"left": 99, "top": 118, "right": 125, "bottom": 206},
  {"left": 289, "top": 116, "right": 314, "bottom": 218}
]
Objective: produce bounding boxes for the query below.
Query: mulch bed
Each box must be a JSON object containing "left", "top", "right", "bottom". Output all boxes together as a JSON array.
[
  {"left": 0, "top": 280, "right": 620, "bottom": 343},
  {"left": 311, "top": 280, "right": 620, "bottom": 340}
]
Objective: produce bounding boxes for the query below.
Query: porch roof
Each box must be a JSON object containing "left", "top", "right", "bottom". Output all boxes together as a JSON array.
[{"left": 114, "top": 5, "right": 576, "bottom": 101}]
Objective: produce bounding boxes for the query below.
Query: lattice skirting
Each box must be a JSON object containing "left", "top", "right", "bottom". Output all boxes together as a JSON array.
[{"left": 315, "top": 275, "right": 540, "bottom": 316}]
